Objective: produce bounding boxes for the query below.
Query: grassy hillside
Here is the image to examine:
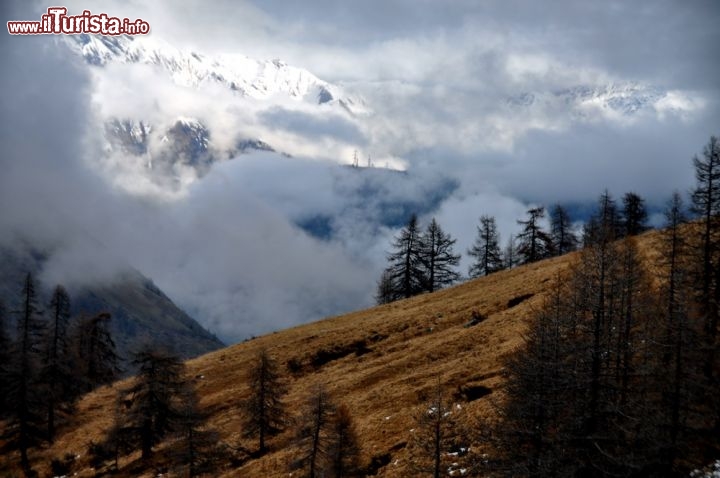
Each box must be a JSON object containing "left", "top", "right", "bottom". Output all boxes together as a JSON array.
[{"left": 6, "top": 233, "right": 665, "bottom": 477}]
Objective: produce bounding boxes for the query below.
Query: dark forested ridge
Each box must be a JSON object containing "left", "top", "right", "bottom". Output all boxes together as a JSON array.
[{"left": 0, "top": 244, "right": 223, "bottom": 365}]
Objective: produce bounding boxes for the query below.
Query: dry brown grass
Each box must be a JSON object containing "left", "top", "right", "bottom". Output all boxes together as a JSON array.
[{"left": 4, "top": 232, "right": 661, "bottom": 477}]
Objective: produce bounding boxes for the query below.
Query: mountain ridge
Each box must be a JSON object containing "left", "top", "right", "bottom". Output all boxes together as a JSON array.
[{"left": 0, "top": 243, "right": 224, "bottom": 366}]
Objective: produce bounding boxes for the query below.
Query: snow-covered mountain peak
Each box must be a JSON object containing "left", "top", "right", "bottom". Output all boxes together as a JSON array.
[
  {"left": 66, "top": 34, "right": 367, "bottom": 113},
  {"left": 507, "top": 80, "right": 700, "bottom": 121}
]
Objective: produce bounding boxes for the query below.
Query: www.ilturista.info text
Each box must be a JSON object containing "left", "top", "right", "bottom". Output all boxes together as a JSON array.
[{"left": 7, "top": 7, "right": 150, "bottom": 35}]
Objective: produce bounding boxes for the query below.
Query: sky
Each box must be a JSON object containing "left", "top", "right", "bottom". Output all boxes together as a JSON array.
[{"left": 1, "top": 0, "right": 719, "bottom": 342}]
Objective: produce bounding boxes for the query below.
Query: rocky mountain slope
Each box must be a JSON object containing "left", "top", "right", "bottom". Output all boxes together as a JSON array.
[
  {"left": 63, "top": 34, "right": 368, "bottom": 192},
  {"left": 0, "top": 243, "right": 223, "bottom": 365}
]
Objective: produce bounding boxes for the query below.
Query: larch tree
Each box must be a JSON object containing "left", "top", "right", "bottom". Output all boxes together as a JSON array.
[
  {"left": 549, "top": 204, "right": 578, "bottom": 256},
  {"left": 497, "top": 276, "right": 579, "bottom": 476},
  {"left": 468, "top": 215, "right": 504, "bottom": 278},
  {"left": 573, "top": 238, "right": 660, "bottom": 474},
  {"left": 690, "top": 136, "right": 720, "bottom": 353},
  {"left": 378, "top": 214, "right": 425, "bottom": 302},
  {"left": 516, "top": 207, "right": 553, "bottom": 264},
  {"left": 496, "top": 238, "right": 667, "bottom": 475},
  {"left": 39, "top": 285, "right": 76, "bottom": 442},
  {"left": 74, "top": 312, "right": 120, "bottom": 391},
  {"left": 689, "top": 135, "right": 720, "bottom": 438},
  {"left": 621, "top": 192, "right": 649, "bottom": 237},
  {"left": 655, "top": 191, "right": 698, "bottom": 468},
  {"left": 241, "top": 348, "right": 288, "bottom": 454},
  {"left": 295, "top": 386, "right": 335, "bottom": 478},
  {"left": 122, "top": 348, "right": 188, "bottom": 460},
  {"left": 584, "top": 190, "right": 621, "bottom": 246},
  {"left": 490, "top": 141, "right": 720, "bottom": 476},
  {"left": 3, "top": 273, "right": 46, "bottom": 476},
  {"left": 408, "top": 384, "right": 460, "bottom": 478},
  {"left": 419, "top": 218, "right": 460, "bottom": 292}
]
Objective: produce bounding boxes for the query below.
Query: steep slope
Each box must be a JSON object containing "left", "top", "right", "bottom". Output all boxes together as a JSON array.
[
  {"left": 4, "top": 230, "right": 669, "bottom": 477},
  {"left": 0, "top": 244, "right": 223, "bottom": 365},
  {"left": 7, "top": 241, "right": 587, "bottom": 477}
]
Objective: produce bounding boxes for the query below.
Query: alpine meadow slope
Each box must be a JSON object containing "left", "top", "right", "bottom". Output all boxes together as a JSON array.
[{"left": 3, "top": 236, "right": 581, "bottom": 476}]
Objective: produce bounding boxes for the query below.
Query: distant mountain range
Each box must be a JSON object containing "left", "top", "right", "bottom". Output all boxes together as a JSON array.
[
  {"left": 65, "top": 35, "right": 689, "bottom": 194},
  {"left": 506, "top": 82, "right": 675, "bottom": 118},
  {"left": 64, "top": 34, "right": 369, "bottom": 192},
  {"left": 71, "top": 34, "right": 366, "bottom": 109}
]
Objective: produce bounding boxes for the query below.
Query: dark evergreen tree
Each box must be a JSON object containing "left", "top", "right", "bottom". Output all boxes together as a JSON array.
[
  {"left": 241, "top": 349, "right": 288, "bottom": 454},
  {"left": 379, "top": 214, "right": 425, "bottom": 301},
  {"left": 467, "top": 215, "right": 504, "bottom": 278},
  {"left": 39, "top": 285, "right": 76, "bottom": 442},
  {"left": 328, "top": 404, "right": 362, "bottom": 478},
  {"left": 516, "top": 207, "right": 553, "bottom": 264},
  {"left": 74, "top": 312, "right": 120, "bottom": 391},
  {"left": 2, "top": 273, "right": 45, "bottom": 476},
  {"left": 584, "top": 190, "right": 621, "bottom": 246},
  {"left": 689, "top": 135, "right": 720, "bottom": 438},
  {"left": 621, "top": 191, "right": 649, "bottom": 237},
  {"left": 122, "top": 348, "right": 188, "bottom": 459},
  {"left": 295, "top": 386, "right": 335, "bottom": 478},
  {"left": 418, "top": 218, "right": 460, "bottom": 292},
  {"left": 549, "top": 204, "right": 578, "bottom": 256},
  {"left": 690, "top": 137, "right": 720, "bottom": 344},
  {"left": 654, "top": 191, "right": 699, "bottom": 469},
  {"left": 691, "top": 136, "right": 720, "bottom": 308}
]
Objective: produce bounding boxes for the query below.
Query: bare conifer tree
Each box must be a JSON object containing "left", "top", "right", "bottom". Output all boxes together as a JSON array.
[
  {"left": 621, "top": 192, "right": 649, "bottom": 237},
  {"left": 468, "top": 215, "right": 504, "bottom": 277},
  {"left": 2, "top": 273, "right": 46, "bottom": 476},
  {"left": 241, "top": 349, "right": 288, "bottom": 454},
  {"left": 516, "top": 207, "right": 553, "bottom": 263},
  {"left": 379, "top": 214, "right": 425, "bottom": 301},
  {"left": 419, "top": 218, "right": 461, "bottom": 292},
  {"left": 408, "top": 384, "right": 460, "bottom": 478},
  {"left": 74, "top": 312, "right": 121, "bottom": 391},
  {"left": 549, "top": 204, "right": 578, "bottom": 256},
  {"left": 39, "top": 285, "right": 76, "bottom": 442},
  {"left": 295, "top": 386, "right": 335, "bottom": 478},
  {"left": 122, "top": 347, "right": 187, "bottom": 459}
]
